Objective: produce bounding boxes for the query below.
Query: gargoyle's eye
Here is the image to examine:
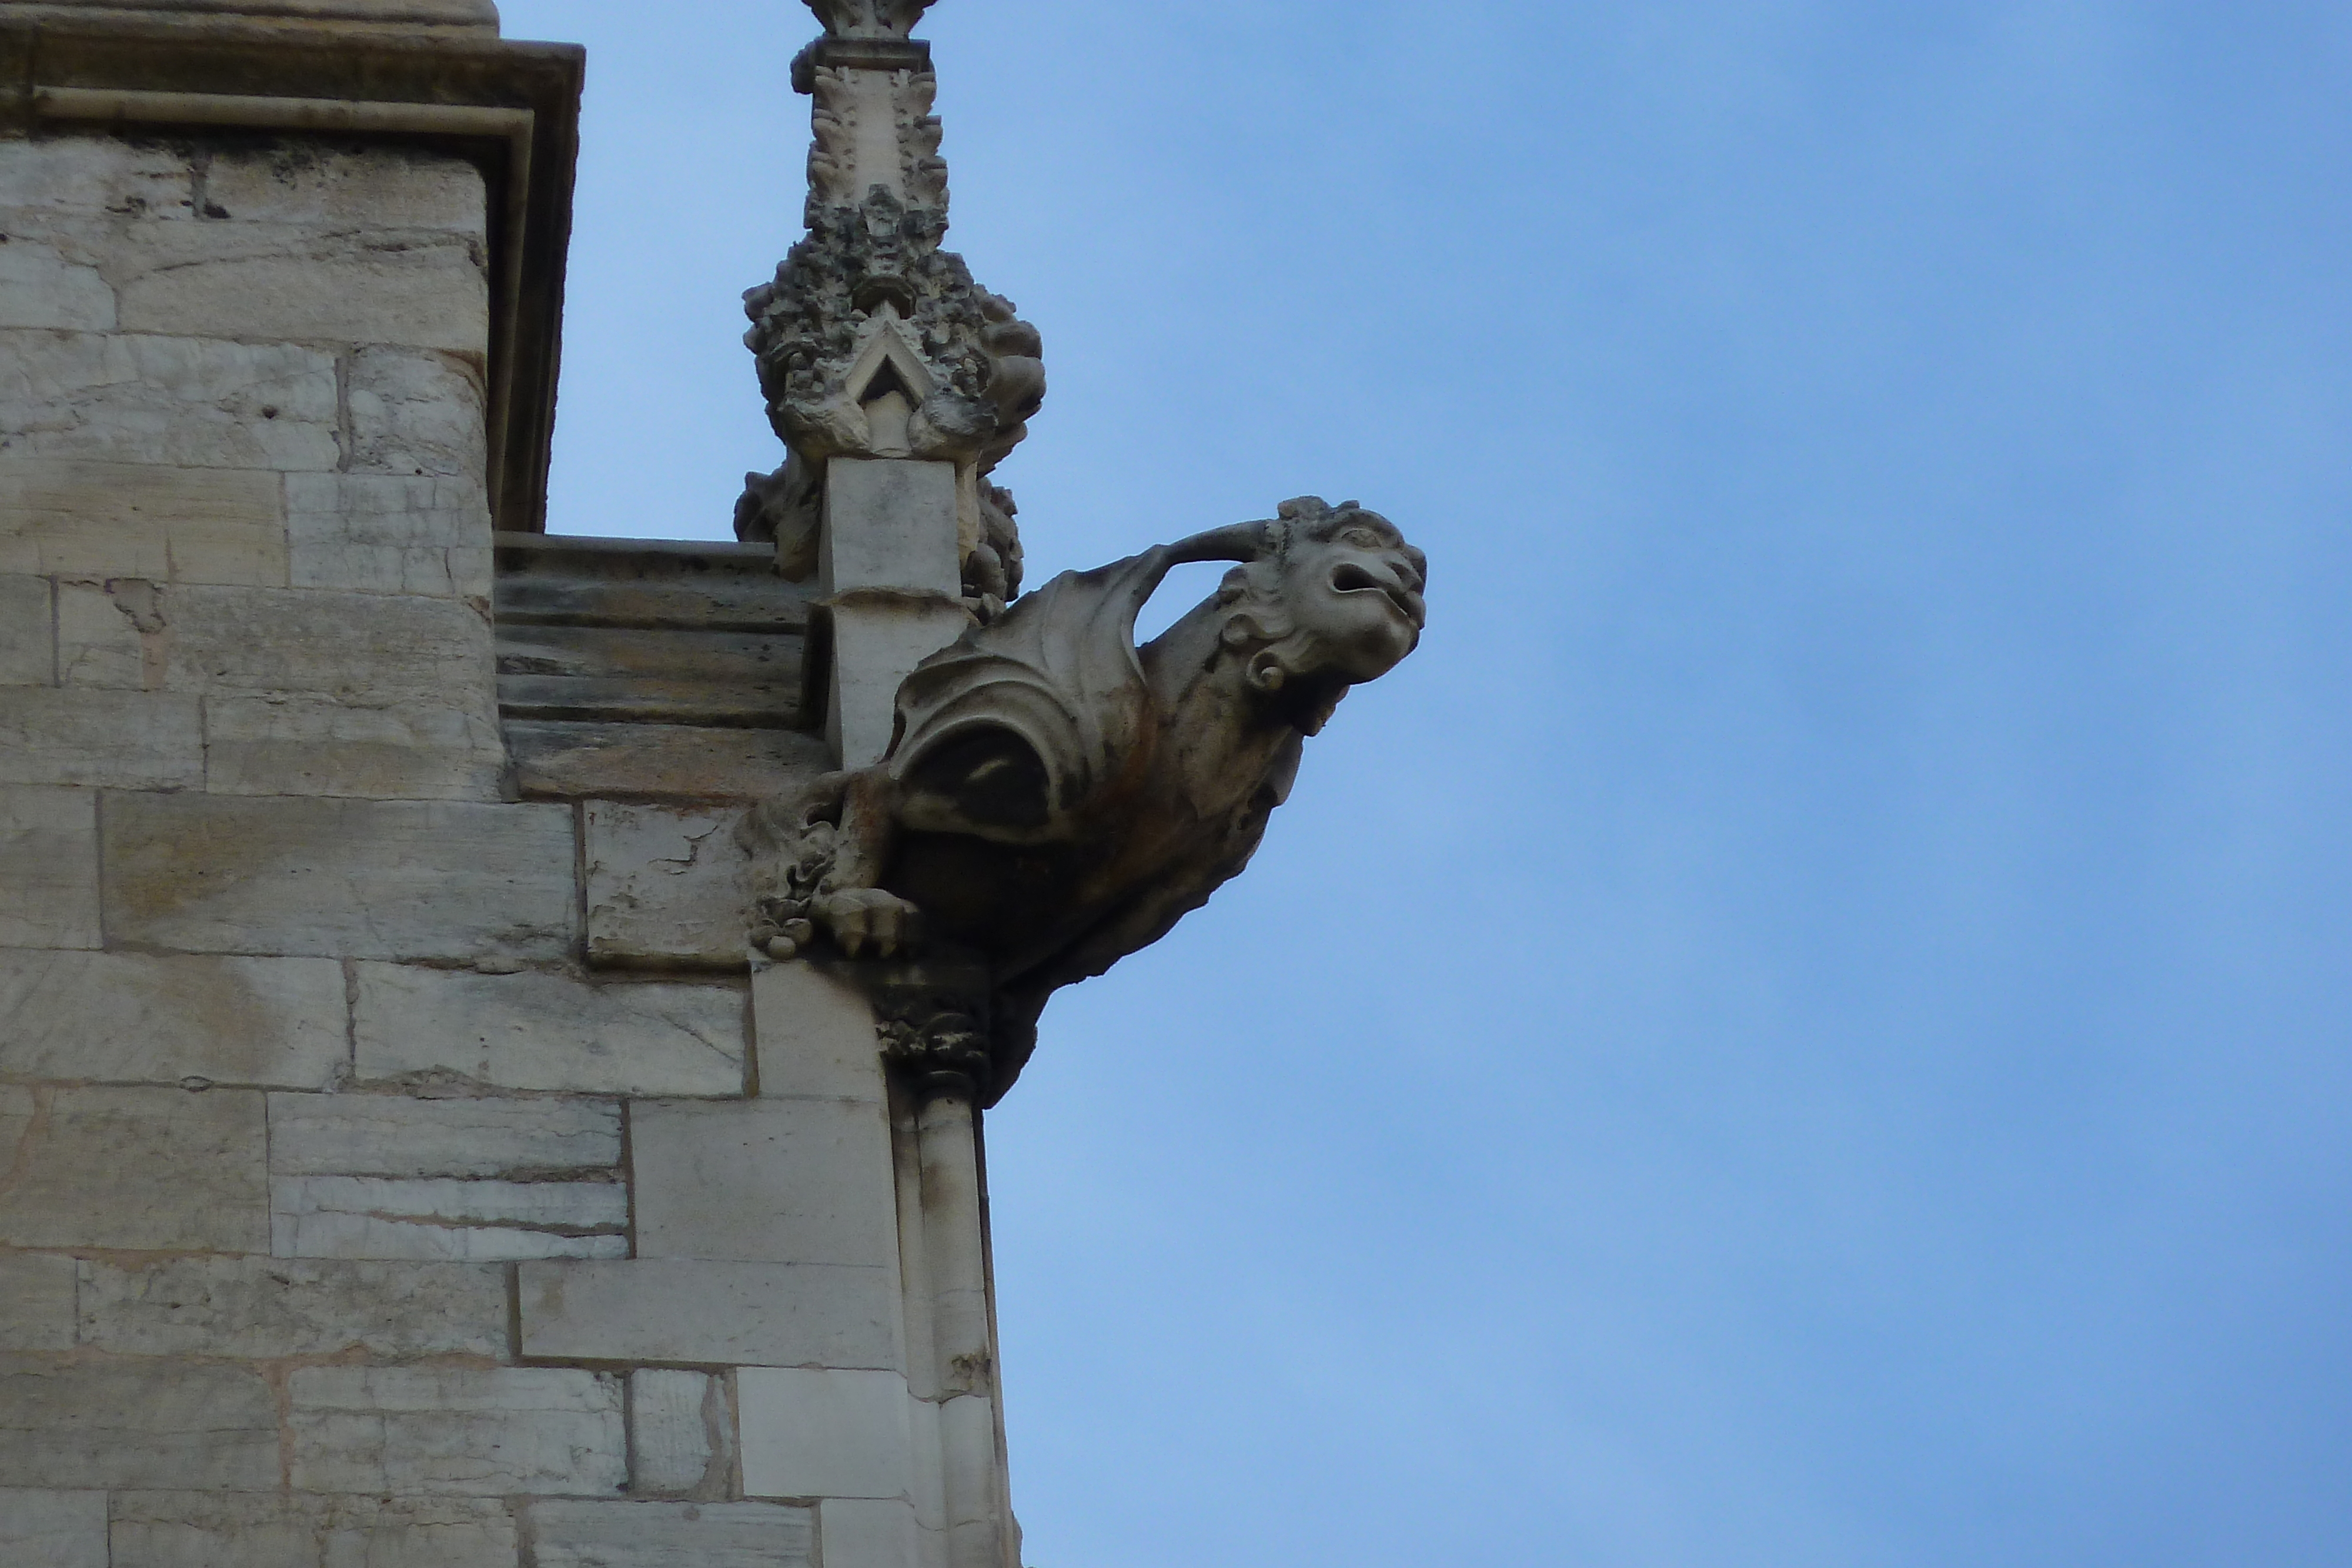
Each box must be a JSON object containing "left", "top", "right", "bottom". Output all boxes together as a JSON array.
[{"left": 1340, "top": 527, "right": 1384, "bottom": 549}]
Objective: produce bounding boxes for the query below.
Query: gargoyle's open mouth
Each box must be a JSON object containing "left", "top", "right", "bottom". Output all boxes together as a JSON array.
[{"left": 1331, "top": 561, "right": 1425, "bottom": 627}]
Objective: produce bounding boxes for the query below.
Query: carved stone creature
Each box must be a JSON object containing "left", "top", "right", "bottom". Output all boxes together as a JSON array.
[
  {"left": 744, "top": 497, "right": 1428, "bottom": 1102},
  {"left": 806, "top": 0, "right": 937, "bottom": 38}
]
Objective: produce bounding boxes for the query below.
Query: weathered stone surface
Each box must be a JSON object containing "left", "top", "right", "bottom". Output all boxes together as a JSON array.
[
  {"left": 54, "top": 579, "right": 152, "bottom": 688},
  {"left": 267, "top": 1081, "right": 627, "bottom": 1262},
  {"left": 632, "top": 1098, "right": 900, "bottom": 1267},
  {"left": 42, "top": 0, "right": 502, "bottom": 26},
  {"left": 271, "top": 1092, "right": 621, "bottom": 1176},
  {"left": 103, "top": 794, "right": 576, "bottom": 961},
  {"left": 109, "top": 1492, "right": 516, "bottom": 1568},
  {"left": 112, "top": 220, "right": 487, "bottom": 353},
  {"left": 79, "top": 1255, "right": 509, "bottom": 1359},
  {"left": 509, "top": 720, "right": 831, "bottom": 805},
  {"left": 0, "top": 138, "right": 192, "bottom": 220},
  {"left": 0, "top": 1359, "right": 278, "bottom": 1489},
  {"left": 825, "top": 597, "right": 971, "bottom": 768},
  {"left": 753, "top": 958, "right": 888, "bottom": 1102},
  {"left": 0, "top": 575, "right": 50, "bottom": 686},
  {"left": 0, "top": 230, "right": 114, "bottom": 331},
  {"left": 737, "top": 1367, "right": 913, "bottom": 1502},
  {"left": 289, "top": 1367, "right": 627, "bottom": 1497},
  {"left": 821, "top": 1499, "right": 925, "bottom": 1568},
  {"left": 586, "top": 803, "right": 752, "bottom": 969},
  {"left": 821, "top": 459, "right": 963, "bottom": 597},
  {"left": 0, "top": 950, "right": 346, "bottom": 1088},
  {"left": 629, "top": 1369, "right": 727, "bottom": 1496},
  {"left": 273, "top": 1176, "right": 629, "bottom": 1262},
  {"left": 286, "top": 473, "right": 492, "bottom": 599},
  {"left": 0, "top": 787, "right": 98, "bottom": 950},
  {"left": 0, "top": 330, "right": 339, "bottom": 471},
  {"left": 0, "top": 688, "right": 201, "bottom": 788},
  {"left": 203, "top": 694, "right": 507, "bottom": 801},
  {"left": 519, "top": 1259, "right": 901, "bottom": 1370},
  {"left": 0, "top": 1489, "right": 106, "bottom": 1568},
  {"left": 349, "top": 347, "right": 486, "bottom": 479},
  {"left": 205, "top": 143, "right": 491, "bottom": 234},
  {"left": 53, "top": 580, "right": 155, "bottom": 692},
  {"left": 354, "top": 964, "right": 747, "bottom": 1098},
  {"left": 110, "top": 584, "right": 496, "bottom": 705},
  {"left": 0, "top": 460, "right": 287, "bottom": 585},
  {"left": 0, "top": 1086, "right": 268, "bottom": 1252},
  {"left": 0, "top": 1253, "right": 75, "bottom": 1352},
  {"left": 493, "top": 533, "right": 810, "bottom": 625},
  {"left": 529, "top": 1501, "right": 816, "bottom": 1568}
]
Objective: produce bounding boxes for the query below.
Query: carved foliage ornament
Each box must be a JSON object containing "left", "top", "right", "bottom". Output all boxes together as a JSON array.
[
  {"left": 742, "top": 189, "right": 1044, "bottom": 475},
  {"left": 744, "top": 497, "right": 1429, "bottom": 1102},
  {"left": 804, "top": 0, "right": 937, "bottom": 39},
  {"left": 737, "top": 26, "right": 1045, "bottom": 613}
]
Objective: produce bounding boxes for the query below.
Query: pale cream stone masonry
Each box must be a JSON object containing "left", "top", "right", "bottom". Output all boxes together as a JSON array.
[{"left": 0, "top": 65, "right": 1009, "bottom": 1568}]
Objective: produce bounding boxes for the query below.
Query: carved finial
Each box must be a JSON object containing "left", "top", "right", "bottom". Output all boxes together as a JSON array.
[
  {"left": 804, "top": 0, "right": 937, "bottom": 39},
  {"left": 742, "top": 0, "right": 1047, "bottom": 614}
]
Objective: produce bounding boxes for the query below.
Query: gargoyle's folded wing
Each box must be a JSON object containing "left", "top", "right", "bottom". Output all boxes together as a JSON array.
[{"left": 886, "top": 545, "right": 1177, "bottom": 840}]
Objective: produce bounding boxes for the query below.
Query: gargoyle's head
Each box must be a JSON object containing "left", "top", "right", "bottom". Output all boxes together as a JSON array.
[
  {"left": 804, "top": 0, "right": 936, "bottom": 39},
  {"left": 1205, "top": 497, "right": 1428, "bottom": 730}
]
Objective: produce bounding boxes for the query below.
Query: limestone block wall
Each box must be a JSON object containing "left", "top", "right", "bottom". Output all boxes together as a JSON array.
[{"left": 1, "top": 128, "right": 987, "bottom": 1568}]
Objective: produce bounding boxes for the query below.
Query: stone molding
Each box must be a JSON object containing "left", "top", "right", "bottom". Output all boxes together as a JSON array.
[
  {"left": 0, "top": 0, "right": 497, "bottom": 29},
  {"left": 0, "top": 9, "right": 581, "bottom": 530}
]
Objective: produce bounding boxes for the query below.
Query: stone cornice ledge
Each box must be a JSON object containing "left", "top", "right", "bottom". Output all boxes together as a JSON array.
[
  {"left": 0, "top": 0, "right": 498, "bottom": 35},
  {"left": 0, "top": 4, "right": 582, "bottom": 532}
]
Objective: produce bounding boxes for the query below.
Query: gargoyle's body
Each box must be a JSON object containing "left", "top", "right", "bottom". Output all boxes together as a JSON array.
[{"left": 746, "top": 497, "right": 1426, "bottom": 1101}]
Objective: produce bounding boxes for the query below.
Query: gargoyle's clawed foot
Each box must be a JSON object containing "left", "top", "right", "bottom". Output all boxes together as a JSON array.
[{"left": 818, "top": 887, "right": 923, "bottom": 958}]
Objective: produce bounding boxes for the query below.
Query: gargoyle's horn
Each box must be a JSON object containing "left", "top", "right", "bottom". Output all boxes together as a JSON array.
[{"left": 1162, "top": 520, "right": 1275, "bottom": 566}]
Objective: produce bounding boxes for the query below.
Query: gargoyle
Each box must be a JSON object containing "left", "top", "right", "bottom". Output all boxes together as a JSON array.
[{"left": 744, "top": 496, "right": 1428, "bottom": 1102}]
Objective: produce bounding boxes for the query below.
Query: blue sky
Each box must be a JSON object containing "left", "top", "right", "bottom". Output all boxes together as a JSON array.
[{"left": 497, "top": 3, "right": 2352, "bottom": 1563}]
